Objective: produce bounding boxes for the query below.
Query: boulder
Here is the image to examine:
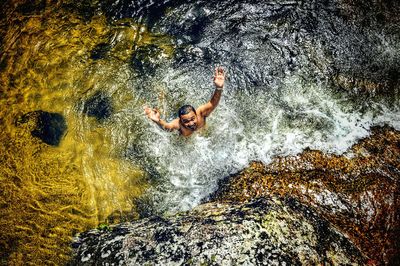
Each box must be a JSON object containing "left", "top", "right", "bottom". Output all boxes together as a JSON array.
[
  {"left": 18, "top": 110, "right": 67, "bottom": 146},
  {"left": 69, "top": 197, "right": 365, "bottom": 265},
  {"left": 82, "top": 91, "right": 113, "bottom": 122},
  {"left": 211, "top": 126, "right": 400, "bottom": 265}
]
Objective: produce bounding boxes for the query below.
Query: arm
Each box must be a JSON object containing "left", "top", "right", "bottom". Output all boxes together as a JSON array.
[
  {"left": 144, "top": 107, "right": 179, "bottom": 131},
  {"left": 198, "top": 67, "right": 225, "bottom": 117}
]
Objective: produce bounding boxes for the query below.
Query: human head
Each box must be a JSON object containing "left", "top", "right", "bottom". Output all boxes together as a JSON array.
[{"left": 178, "top": 105, "right": 197, "bottom": 131}]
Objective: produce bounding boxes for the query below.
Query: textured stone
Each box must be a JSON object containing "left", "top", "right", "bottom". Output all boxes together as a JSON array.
[
  {"left": 211, "top": 126, "right": 400, "bottom": 265},
  {"left": 69, "top": 197, "right": 365, "bottom": 265}
]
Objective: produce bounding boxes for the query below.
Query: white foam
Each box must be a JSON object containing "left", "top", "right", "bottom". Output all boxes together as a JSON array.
[{"left": 133, "top": 73, "right": 400, "bottom": 213}]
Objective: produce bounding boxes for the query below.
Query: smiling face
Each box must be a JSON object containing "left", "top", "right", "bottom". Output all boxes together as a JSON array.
[{"left": 179, "top": 111, "right": 198, "bottom": 131}]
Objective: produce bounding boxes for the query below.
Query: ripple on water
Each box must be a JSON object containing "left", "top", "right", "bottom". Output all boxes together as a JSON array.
[{"left": 0, "top": 2, "right": 173, "bottom": 264}]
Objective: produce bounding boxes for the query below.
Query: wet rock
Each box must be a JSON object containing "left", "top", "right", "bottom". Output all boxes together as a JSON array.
[
  {"left": 97, "top": 0, "right": 185, "bottom": 24},
  {"left": 82, "top": 91, "right": 113, "bottom": 122},
  {"left": 211, "top": 126, "right": 400, "bottom": 265},
  {"left": 104, "top": 0, "right": 400, "bottom": 94},
  {"left": 69, "top": 197, "right": 365, "bottom": 265},
  {"left": 131, "top": 45, "right": 166, "bottom": 75},
  {"left": 90, "top": 43, "right": 111, "bottom": 60},
  {"left": 17, "top": 110, "right": 67, "bottom": 146},
  {"left": 333, "top": 73, "right": 387, "bottom": 94}
]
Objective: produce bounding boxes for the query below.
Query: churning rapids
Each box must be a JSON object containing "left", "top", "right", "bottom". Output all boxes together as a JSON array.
[{"left": 120, "top": 0, "right": 400, "bottom": 214}]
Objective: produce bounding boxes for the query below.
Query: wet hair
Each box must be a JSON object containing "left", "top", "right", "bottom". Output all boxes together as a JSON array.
[{"left": 178, "top": 105, "right": 196, "bottom": 117}]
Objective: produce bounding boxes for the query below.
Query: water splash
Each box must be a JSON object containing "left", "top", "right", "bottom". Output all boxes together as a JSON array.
[{"left": 131, "top": 69, "right": 400, "bottom": 214}]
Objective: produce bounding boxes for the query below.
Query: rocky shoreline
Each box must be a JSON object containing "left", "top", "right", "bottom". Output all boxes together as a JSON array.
[{"left": 70, "top": 126, "right": 399, "bottom": 265}]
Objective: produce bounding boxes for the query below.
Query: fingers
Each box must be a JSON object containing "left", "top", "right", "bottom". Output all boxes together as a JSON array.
[
  {"left": 219, "top": 67, "right": 225, "bottom": 77},
  {"left": 214, "top": 66, "right": 225, "bottom": 76},
  {"left": 144, "top": 106, "right": 158, "bottom": 116}
]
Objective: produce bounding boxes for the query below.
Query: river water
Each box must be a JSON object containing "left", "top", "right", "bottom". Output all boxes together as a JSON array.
[{"left": 1, "top": 0, "right": 399, "bottom": 264}]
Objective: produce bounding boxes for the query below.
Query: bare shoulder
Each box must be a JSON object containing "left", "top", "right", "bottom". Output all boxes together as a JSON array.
[{"left": 196, "top": 104, "right": 212, "bottom": 118}]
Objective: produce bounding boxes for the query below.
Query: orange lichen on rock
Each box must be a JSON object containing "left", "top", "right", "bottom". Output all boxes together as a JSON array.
[{"left": 212, "top": 126, "right": 400, "bottom": 265}]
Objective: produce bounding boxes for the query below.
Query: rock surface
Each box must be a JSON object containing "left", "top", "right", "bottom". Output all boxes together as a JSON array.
[
  {"left": 83, "top": 91, "right": 113, "bottom": 122},
  {"left": 17, "top": 110, "right": 67, "bottom": 146},
  {"left": 90, "top": 43, "right": 112, "bottom": 60},
  {"left": 69, "top": 197, "right": 365, "bottom": 265},
  {"left": 211, "top": 126, "right": 400, "bottom": 265}
]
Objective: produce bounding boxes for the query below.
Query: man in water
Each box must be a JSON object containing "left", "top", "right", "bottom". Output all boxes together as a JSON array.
[{"left": 144, "top": 67, "right": 225, "bottom": 136}]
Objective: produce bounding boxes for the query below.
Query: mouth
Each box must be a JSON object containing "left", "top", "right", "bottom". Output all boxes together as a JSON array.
[{"left": 187, "top": 124, "right": 197, "bottom": 131}]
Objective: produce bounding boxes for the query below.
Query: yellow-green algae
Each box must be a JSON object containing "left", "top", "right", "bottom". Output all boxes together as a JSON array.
[{"left": 0, "top": 1, "right": 174, "bottom": 264}]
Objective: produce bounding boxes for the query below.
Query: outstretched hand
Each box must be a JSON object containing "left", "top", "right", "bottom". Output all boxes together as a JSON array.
[
  {"left": 144, "top": 106, "right": 160, "bottom": 122},
  {"left": 213, "top": 67, "right": 225, "bottom": 89}
]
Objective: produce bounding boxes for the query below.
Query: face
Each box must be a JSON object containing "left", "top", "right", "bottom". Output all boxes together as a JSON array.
[{"left": 179, "top": 111, "right": 198, "bottom": 131}]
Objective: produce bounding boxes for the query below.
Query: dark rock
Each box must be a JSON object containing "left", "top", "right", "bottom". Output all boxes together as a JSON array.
[
  {"left": 69, "top": 197, "right": 365, "bottom": 265},
  {"left": 97, "top": 0, "right": 185, "bottom": 24},
  {"left": 131, "top": 45, "right": 165, "bottom": 75},
  {"left": 82, "top": 91, "right": 113, "bottom": 122},
  {"left": 17, "top": 110, "right": 67, "bottom": 146},
  {"left": 90, "top": 43, "right": 111, "bottom": 60}
]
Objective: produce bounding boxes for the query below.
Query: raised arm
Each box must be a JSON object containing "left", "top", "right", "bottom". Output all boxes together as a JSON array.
[
  {"left": 197, "top": 67, "right": 225, "bottom": 117},
  {"left": 144, "top": 106, "right": 179, "bottom": 131}
]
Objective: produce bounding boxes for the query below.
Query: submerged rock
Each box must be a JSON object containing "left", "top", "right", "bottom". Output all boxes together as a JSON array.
[
  {"left": 69, "top": 197, "right": 365, "bottom": 265},
  {"left": 82, "top": 91, "right": 113, "bottom": 122},
  {"left": 17, "top": 110, "right": 67, "bottom": 146},
  {"left": 211, "top": 126, "right": 400, "bottom": 265},
  {"left": 90, "top": 43, "right": 112, "bottom": 60},
  {"left": 131, "top": 44, "right": 166, "bottom": 75}
]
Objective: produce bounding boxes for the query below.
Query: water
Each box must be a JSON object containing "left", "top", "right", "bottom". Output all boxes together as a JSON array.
[
  {"left": 0, "top": 4, "right": 166, "bottom": 263},
  {"left": 118, "top": 0, "right": 400, "bottom": 213},
  {"left": 1, "top": 0, "right": 399, "bottom": 264},
  {"left": 131, "top": 72, "right": 399, "bottom": 214}
]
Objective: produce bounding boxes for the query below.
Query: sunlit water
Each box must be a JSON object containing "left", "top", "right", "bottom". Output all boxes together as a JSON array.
[
  {"left": 131, "top": 70, "right": 400, "bottom": 213},
  {"left": 1, "top": 0, "right": 399, "bottom": 264}
]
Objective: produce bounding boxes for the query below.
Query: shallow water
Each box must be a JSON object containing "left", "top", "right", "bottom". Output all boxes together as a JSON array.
[
  {"left": 1, "top": 0, "right": 399, "bottom": 264},
  {"left": 0, "top": 2, "right": 169, "bottom": 263}
]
